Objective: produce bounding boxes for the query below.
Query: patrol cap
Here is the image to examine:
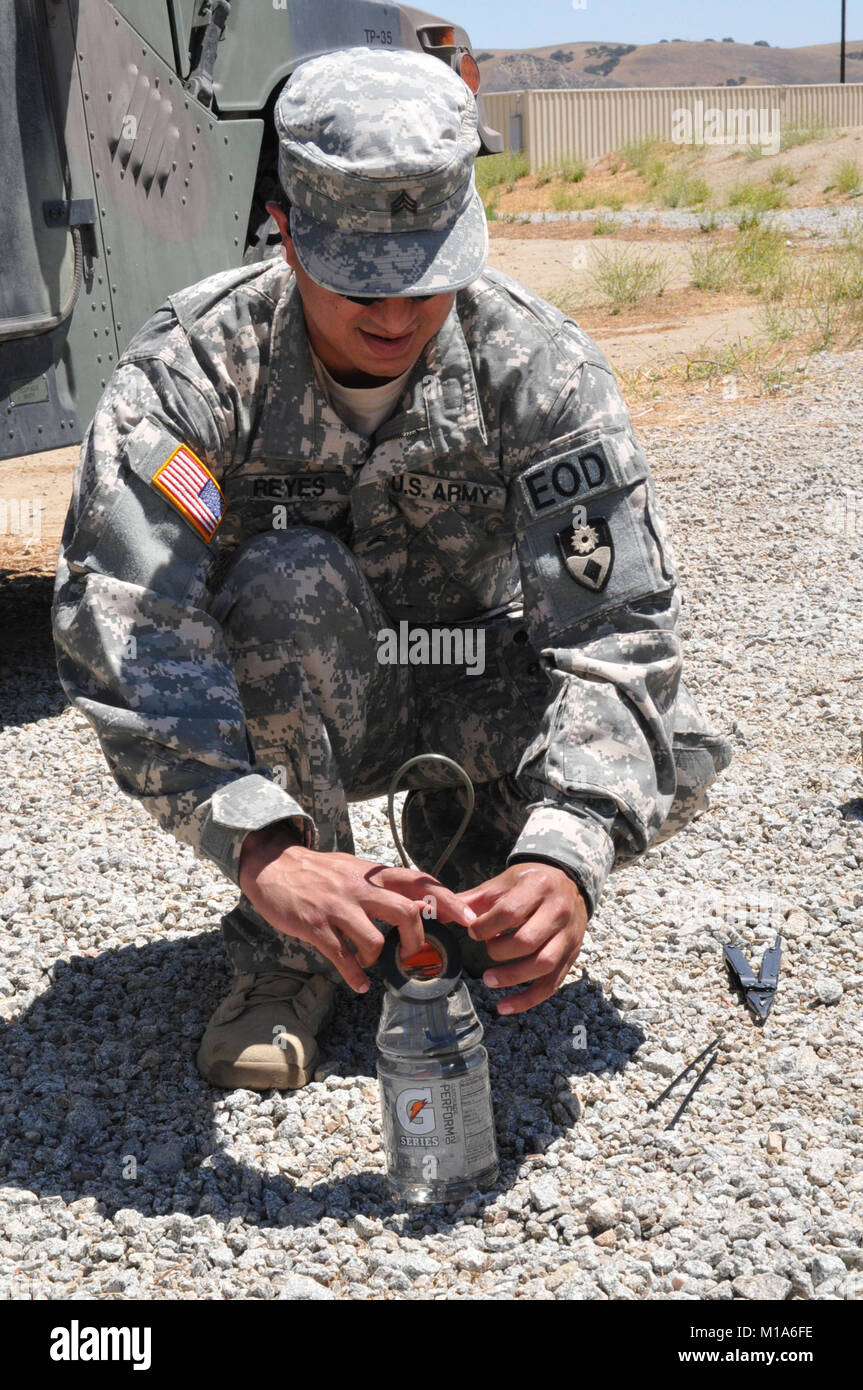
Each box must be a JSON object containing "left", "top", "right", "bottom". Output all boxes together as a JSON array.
[{"left": 274, "top": 46, "right": 488, "bottom": 298}]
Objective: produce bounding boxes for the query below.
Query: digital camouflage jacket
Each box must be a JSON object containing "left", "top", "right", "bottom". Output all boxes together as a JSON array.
[{"left": 53, "top": 258, "right": 721, "bottom": 914}]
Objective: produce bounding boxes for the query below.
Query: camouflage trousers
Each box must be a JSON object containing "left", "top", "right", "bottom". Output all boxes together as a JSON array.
[{"left": 208, "top": 527, "right": 729, "bottom": 982}]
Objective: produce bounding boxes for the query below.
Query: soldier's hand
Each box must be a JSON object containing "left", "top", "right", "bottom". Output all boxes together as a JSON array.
[
  {"left": 456, "top": 863, "right": 588, "bottom": 1015},
  {"left": 238, "top": 825, "right": 476, "bottom": 993}
]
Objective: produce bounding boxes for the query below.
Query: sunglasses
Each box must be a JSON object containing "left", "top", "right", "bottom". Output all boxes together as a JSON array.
[{"left": 341, "top": 292, "right": 436, "bottom": 306}]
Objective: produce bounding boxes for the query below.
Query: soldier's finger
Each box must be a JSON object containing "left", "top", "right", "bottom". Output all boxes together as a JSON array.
[
  {"left": 308, "top": 924, "right": 371, "bottom": 994},
  {"left": 483, "top": 935, "right": 573, "bottom": 991},
  {"left": 419, "top": 886, "right": 477, "bottom": 928},
  {"left": 467, "top": 888, "right": 540, "bottom": 941},
  {"left": 484, "top": 906, "right": 561, "bottom": 962},
  {"left": 359, "top": 880, "right": 424, "bottom": 925},
  {"left": 454, "top": 876, "right": 509, "bottom": 915},
  {"left": 329, "top": 904, "right": 388, "bottom": 970},
  {"left": 368, "top": 869, "right": 477, "bottom": 928},
  {"left": 362, "top": 888, "right": 425, "bottom": 957},
  {"left": 367, "top": 866, "right": 436, "bottom": 891},
  {"left": 495, "top": 960, "right": 573, "bottom": 1016}
]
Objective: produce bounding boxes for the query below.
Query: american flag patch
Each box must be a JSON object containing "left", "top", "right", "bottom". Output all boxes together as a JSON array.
[{"left": 152, "top": 445, "right": 225, "bottom": 543}]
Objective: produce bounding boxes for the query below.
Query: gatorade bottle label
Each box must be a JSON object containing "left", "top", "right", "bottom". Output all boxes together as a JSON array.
[{"left": 380, "top": 1065, "right": 497, "bottom": 1185}]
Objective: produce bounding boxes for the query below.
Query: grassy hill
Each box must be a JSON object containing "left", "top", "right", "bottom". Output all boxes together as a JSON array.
[{"left": 476, "top": 39, "right": 863, "bottom": 93}]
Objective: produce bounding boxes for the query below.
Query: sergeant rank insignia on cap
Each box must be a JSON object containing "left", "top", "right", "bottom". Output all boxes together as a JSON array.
[
  {"left": 556, "top": 508, "right": 614, "bottom": 592},
  {"left": 390, "top": 191, "right": 419, "bottom": 216},
  {"left": 152, "top": 445, "right": 225, "bottom": 543}
]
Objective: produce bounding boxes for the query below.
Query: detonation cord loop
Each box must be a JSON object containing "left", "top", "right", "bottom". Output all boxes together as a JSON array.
[{"left": 386, "top": 754, "right": 475, "bottom": 881}]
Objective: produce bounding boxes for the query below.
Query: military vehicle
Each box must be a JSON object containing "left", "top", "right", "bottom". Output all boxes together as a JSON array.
[{"left": 1, "top": 0, "right": 501, "bottom": 460}]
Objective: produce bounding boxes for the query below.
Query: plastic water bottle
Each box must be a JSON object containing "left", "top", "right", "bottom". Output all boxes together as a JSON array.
[{"left": 377, "top": 922, "right": 499, "bottom": 1204}]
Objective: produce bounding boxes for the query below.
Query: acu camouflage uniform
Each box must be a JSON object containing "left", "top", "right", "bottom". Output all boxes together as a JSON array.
[
  {"left": 52, "top": 49, "right": 731, "bottom": 985},
  {"left": 52, "top": 258, "right": 731, "bottom": 981}
]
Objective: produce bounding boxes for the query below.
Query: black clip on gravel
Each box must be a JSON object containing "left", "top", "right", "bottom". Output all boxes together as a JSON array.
[{"left": 723, "top": 935, "right": 782, "bottom": 1025}]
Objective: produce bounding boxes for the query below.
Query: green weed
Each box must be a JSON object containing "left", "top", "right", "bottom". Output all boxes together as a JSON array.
[
  {"left": 549, "top": 186, "right": 579, "bottom": 212},
  {"left": 826, "top": 157, "right": 862, "bottom": 195},
  {"left": 592, "top": 245, "right": 669, "bottom": 306},
  {"left": 727, "top": 181, "right": 787, "bottom": 213},
  {"left": 619, "top": 136, "right": 663, "bottom": 177},
  {"left": 475, "top": 152, "right": 530, "bottom": 202},
  {"left": 644, "top": 157, "right": 667, "bottom": 187},
  {"left": 661, "top": 172, "right": 711, "bottom": 208},
  {"left": 734, "top": 225, "right": 788, "bottom": 292},
  {"left": 689, "top": 244, "right": 736, "bottom": 292},
  {"left": 559, "top": 156, "right": 587, "bottom": 183},
  {"left": 779, "top": 117, "right": 834, "bottom": 152},
  {"left": 591, "top": 212, "right": 618, "bottom": 235}
]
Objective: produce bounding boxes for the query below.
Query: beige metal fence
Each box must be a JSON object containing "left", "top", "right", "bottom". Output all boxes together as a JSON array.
[{"left": 480, "top": 84, "right": 863, "bottom": 171}]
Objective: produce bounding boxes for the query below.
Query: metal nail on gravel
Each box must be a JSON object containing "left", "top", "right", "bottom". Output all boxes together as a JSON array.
[
  {"left": 647, "top": 1033, "right": 725, "bottom": 1113},
  {"left": 664, "top": 1049, "right": 720, "bottom": 1132}
]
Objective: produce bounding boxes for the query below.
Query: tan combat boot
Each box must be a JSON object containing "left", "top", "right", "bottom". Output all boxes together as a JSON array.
[{"left": 196, "top": 972, "right": 336, "bottom": 1090}]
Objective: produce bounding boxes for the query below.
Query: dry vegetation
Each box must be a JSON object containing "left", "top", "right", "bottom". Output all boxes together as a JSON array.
[
  {"left": 476, "top": 119, "right": 851, "bottom": 218},
  {"left": 480, "top": 124, "right": 863, "bottom": 409}
]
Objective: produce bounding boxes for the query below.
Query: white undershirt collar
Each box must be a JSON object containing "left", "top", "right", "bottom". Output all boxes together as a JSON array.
[{"left": 309, "top": 345, "right": 414, "bottom": 439}]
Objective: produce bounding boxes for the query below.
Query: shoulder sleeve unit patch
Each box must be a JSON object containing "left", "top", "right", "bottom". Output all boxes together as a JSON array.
[{"left": 152, "top": 445, "right": 226, "bottom": 543}]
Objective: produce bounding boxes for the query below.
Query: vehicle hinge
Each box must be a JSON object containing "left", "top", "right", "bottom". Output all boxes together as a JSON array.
[
  {"left": 43, "top": 199, "right": 97, "bottom": 228},
  {"left": 185, "top": 0, "right": 231, "bottom": 108},
  {"left": 43, "top": 200, "right": 99, "bottom": 286}
]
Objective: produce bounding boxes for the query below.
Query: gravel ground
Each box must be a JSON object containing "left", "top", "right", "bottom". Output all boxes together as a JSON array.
[
  {"left": 1, "top": 350, "right": 862, "bottom": 1302},
  {"left": 514, "top": 206, "right": 863, "bottom": 240}
]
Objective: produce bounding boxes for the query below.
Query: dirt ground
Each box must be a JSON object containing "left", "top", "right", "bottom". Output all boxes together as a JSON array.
[
  {"left": 0, "top": 448, "right": 78, "bottom": 579},
  {"left": 486, "top": 224, "right": 765, "bottom": 376}
]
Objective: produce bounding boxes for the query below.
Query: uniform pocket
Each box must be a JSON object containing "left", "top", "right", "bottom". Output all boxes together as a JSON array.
[{"left": 649, "top": 682, "right": 733, "bottom": 846}]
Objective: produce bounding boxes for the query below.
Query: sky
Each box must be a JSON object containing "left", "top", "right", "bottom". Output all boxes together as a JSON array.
[{"left": 450, "top": 1, "right": 858, "bottom": 52}]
